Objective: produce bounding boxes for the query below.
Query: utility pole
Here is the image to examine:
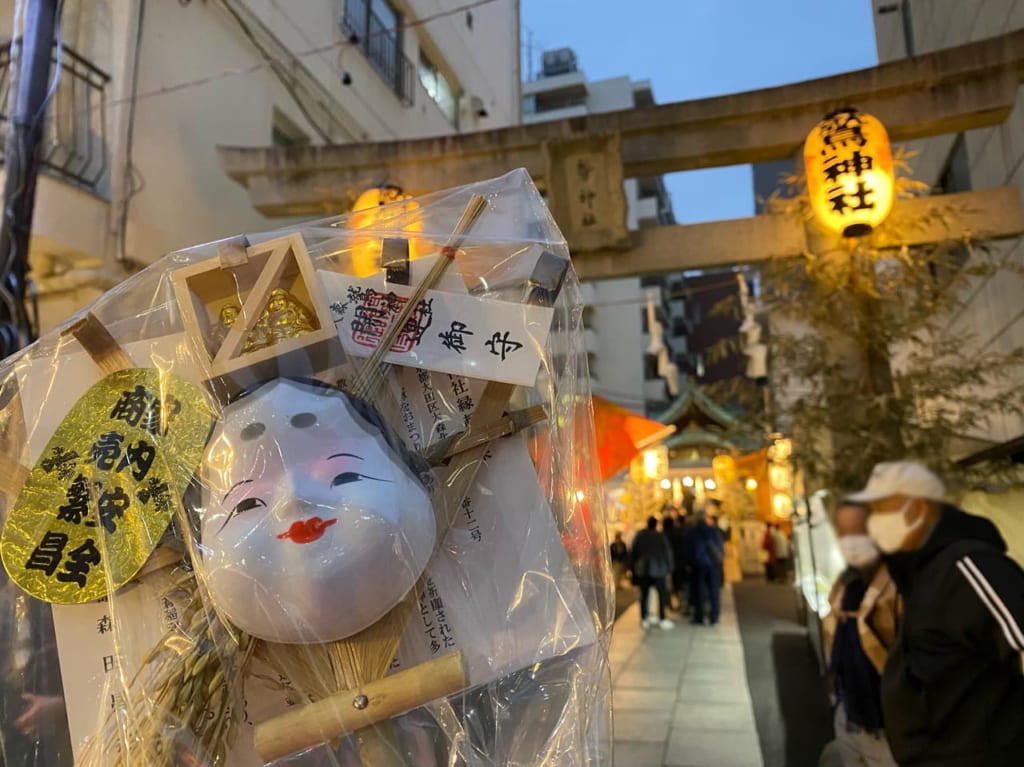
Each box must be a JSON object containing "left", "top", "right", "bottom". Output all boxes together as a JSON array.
[{"left": 0, "top": 0, "right": 61, "bottom": 355}]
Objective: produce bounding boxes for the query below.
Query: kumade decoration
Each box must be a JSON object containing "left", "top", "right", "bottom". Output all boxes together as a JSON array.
[{"left": 0, "top": 169, "right": 609, "bottom": 767}]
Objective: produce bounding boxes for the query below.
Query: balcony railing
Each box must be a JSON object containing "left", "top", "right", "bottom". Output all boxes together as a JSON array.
[
  {"left": 342, "top": 3, "right": 415, "bottom": 106},
  {"left": 0, "top": 42, "right": 111, "bottom": 196}
]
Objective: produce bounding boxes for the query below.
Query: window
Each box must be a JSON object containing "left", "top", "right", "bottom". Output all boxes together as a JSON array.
[
  {"left": 271, "top": 108, "right": 310, "bottom": 148},
  {"left": 342, "top": 0, "right": 414, "bottom": 105},
  {"left": 418, "top": 51, "right": 457, "bottom": 126}
]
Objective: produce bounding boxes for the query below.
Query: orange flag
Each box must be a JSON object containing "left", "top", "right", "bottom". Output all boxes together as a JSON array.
[{"left": 591, "top": 395, "right": 675, "bottom": 481}]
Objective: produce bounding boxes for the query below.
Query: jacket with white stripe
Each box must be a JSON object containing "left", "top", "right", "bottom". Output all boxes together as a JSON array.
[{"left": 883, "top": 504, "right": 1024, "bottom": 767}]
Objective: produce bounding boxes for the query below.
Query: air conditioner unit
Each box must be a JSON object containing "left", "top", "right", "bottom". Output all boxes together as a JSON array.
[{"left": 541, "top": 48, "right": 577, "bottom": 78}]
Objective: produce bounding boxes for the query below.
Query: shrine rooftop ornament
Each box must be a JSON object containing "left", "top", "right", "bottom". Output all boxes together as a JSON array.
[
  {"left": 196, "top": 378, "right": 435, "bottom": 644},
  {"left": 804, "top": 108, "right": 895, "bottom": 238}
]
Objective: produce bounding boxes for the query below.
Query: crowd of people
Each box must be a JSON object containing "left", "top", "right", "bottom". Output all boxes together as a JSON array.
[
  {"left": 611, "top": 460, "right": 1024, "bottom": 767},
  {"left": 613, "top": 504, "right": 727, "bottom": 630}
]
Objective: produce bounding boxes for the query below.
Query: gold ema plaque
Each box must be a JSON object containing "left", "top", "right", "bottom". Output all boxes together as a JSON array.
[{"left": 1, "top": 368, "right": 214, "bottom": 603}]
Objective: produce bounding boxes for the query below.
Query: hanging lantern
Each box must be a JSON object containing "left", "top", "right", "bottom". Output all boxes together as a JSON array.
[
  {"left": 772, "top": 492, "right": 793, "bottom": 519},
  {"left": 640, "top": 446, "right": 668, "bottom": 481},
  {"left": 804, "top": 108, "right": 895, "bottom": 238},
  {"left": 347, "top": 185, "right": 429, "bottom": 277},
  {"left": 712, "top": 454, "right": 737, "bottom": 484}
]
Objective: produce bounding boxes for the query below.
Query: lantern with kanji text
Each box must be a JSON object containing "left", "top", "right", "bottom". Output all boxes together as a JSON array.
[{"left": 804, "top": 108, "right": 894, "bottom": 238}]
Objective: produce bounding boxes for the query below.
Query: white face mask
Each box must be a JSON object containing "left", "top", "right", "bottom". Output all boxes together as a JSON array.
[
  {"left": 867, "top": 500, "right": 924, "bottom": 554},
  {"left": 197, "top": 379, "right": 436, "bottom": 644},
  {"left": 837, "top": 534, "right": 880, "bottom": 569}
]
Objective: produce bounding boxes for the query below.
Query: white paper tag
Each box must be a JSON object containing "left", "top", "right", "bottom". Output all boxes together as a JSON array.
[
  {"left": 319, "top": 272, "right": 554, "bottom": 387},
  {"left": 388, "top": 367, "right": 596, "bottom": 683}
]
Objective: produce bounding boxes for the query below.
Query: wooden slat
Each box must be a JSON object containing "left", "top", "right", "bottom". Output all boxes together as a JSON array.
[{"left": 64, "top": 313, "right": 133, "bottom": 375}]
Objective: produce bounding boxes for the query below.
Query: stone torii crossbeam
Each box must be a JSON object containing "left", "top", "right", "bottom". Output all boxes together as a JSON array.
[{"left": 219, "top": 30, "right": 1024, "bottom": 279}]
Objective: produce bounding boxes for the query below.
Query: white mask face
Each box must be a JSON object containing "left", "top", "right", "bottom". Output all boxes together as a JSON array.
[
  {"left": 837, "top": 534, "right": 880, "bottom": 569},
  {"left": 197, "top": 379, "right": 435, "bottom": 644},
  {"left": 867, "top": 500, "right": 923, "bottom": 554}
]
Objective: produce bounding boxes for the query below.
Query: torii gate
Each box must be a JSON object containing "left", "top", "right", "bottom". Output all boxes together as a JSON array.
[{"left": 219, "top": 30, "right": 1024, "bottom": 277}]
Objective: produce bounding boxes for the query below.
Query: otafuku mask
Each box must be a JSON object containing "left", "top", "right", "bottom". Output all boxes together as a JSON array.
[{"left": 197, "top": 379, "right": 435, "bottom": 644}]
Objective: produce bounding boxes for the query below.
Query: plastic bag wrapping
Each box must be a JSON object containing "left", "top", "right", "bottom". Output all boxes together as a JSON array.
[{"left": 0, "top": 169, "right": 614, "bottom": 766}]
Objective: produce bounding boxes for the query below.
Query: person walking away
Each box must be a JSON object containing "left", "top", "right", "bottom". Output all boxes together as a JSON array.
[
  {"left": 631, "top": 516, "right": 675, "bottom": 630},
  {"left": 689, "top": 511, "right": 725, "bottom": 625},
  {"left": 662, "top": 515, "right": 688, "bottom": 612},
  {"left": 849, "top": 461, "right": 1024, "bottom": 767},
  {"left": 819, "top": 502, "right": 899, "bottom": 767},
  {"left": 680, "top": 510, "right": 700, "bottom": 616},
  {"left": 610, "top": 531, "right": 629, "bottom": 586},
  {"left": 773, "top": 524, "right": 792, "bottom": 583},
  {"left": 761, "top": 522, "right": 778, "bottom": 581}
]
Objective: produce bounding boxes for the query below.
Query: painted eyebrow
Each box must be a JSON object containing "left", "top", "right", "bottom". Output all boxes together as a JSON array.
[
  {"left": 222, "top": 479, "right": 253, "bottom": 502},
  {"left": 327, "top": 453, "right": 364, "bottom": 461}
]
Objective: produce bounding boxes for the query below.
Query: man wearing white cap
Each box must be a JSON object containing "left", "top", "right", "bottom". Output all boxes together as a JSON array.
[{"left": 849, "top": 461, "right": 1024, "bottom": 766}]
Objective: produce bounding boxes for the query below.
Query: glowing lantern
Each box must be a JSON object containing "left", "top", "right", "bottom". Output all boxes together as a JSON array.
[
  {"left": 804, "top": 108, "right": 894, "bottom": 238},
  {"left": 770, "top": 438, "right": 792, "bottom": 462},
  {"left": 641, "top": 446, "right": 668, "bottom": 481},
  {"left": 348, "top": 185, "right": 430, "bottom": 276},
  {"left": 773, "top": 492, "right": 793, "bottom": 519},
  {"left": 712, "top": 454, "right": 737, "bottom": 484}
]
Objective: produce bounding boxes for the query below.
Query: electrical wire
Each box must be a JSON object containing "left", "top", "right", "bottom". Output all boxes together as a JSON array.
[
  {"left": 116, "top": 0, "right": 145, "bottom": 266},
  {"left": 218, "top": 0, "right": 334, "bottom": 144},
  {"left": 102, "top": 0, "right": 500, "bottom": 114},
  {"left": 266, "top": 0, "right": 397, "bottom": 140}
]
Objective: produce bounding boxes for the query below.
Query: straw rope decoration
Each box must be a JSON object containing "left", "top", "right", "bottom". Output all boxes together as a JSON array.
[{"left": 82, "top": 508, "right": 256, "bottom": 767}]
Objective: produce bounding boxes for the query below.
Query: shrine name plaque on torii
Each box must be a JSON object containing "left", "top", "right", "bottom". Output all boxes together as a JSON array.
[{"left": 220, "top": 30, "right": 1024, "bottom": 279}]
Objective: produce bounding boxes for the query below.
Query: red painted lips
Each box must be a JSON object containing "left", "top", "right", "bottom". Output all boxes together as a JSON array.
[{"left": 277, "top": 516, "right": 337, "bottom": 544}]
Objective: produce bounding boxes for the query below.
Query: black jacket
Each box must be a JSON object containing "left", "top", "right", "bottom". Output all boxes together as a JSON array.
[
  {"left": 630, "top": 529, "right": 673, "bottom": 579},
  {"left": 883, "top": 505, "right": 1024, "bottom": 767}
]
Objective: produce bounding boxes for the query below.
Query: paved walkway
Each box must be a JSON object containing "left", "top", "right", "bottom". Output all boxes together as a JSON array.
[
  {"left": 609, "top": 585, "right": 765, "bottom": 767},
  {"left": 733, "top": 581, "right": 834, "bottom": 766}
]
